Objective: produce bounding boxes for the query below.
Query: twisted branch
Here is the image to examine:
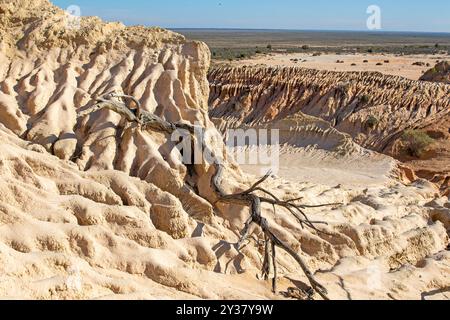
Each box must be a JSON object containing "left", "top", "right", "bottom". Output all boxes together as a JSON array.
[{"left": 80, "top": 92, "right": 338, "bottom": 300}]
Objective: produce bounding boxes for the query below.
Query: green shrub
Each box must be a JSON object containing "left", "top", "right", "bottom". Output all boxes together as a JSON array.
[
  {"left": 365, "top": 115, "right": 378, "bottom": 129},
  {"left": 360, "top": 94, "right": 371, "bottom": 104},
  {"left": 401, "top": 130, "right": 435, "bottom": 157}
]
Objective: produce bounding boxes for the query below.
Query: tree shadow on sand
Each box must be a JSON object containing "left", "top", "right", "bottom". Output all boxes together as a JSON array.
[
  {"left": 421, "top": 286, "right": 450, "bottom": 300},
  {"left": 212, "top": 240, "right": 246, "bottom": 274}
]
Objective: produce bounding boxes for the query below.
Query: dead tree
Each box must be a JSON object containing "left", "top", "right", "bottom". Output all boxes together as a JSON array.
[{"left": 79, "top": 93, "right": 337, "bottom": 300}]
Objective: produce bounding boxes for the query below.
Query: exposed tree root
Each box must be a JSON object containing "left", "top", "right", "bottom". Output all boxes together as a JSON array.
[{"left": 79, "top": 92, "right": 336, "bottom": 300}]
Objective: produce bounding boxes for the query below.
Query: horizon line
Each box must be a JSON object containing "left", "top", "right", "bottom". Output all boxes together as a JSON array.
[{"left": 166, "top": 27, "right": 450, "bottom": 35}]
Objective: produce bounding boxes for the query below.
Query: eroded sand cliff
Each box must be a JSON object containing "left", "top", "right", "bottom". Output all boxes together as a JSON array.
[
  {"left": 209, "top": 66, "right": 450, "bottom": 193},
  {"left": 0, "top": 0, "right": 449, "bottom": 299}
]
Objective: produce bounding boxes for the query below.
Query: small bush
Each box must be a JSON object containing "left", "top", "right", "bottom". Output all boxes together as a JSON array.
[
  {"left": 267, "top": 44, "right": 272, "bottom": 50},
  {"left": 401, "top": 130, "right": 435, "bottom": 157},
  {"left": 302, "top": 45, "right": 310, "bottom": 50},
  {"left": 365, "top": 115, "right": 378, "bottom": 129},
  {"left": 360, "top": 94, "right": 371, "bottom": 104}
]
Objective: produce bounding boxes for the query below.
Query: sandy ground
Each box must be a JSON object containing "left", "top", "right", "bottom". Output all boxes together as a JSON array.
[
  {"left": 223, "top": 53, "right": 449, "bottom": 80},
  {"left": 237, "top": 147, "right": 395, "bottom": 188}
]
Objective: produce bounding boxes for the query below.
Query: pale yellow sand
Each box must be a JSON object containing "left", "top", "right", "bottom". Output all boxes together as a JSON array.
[{"left": 224, "top": 52, "right": 448, "bottom": 80}]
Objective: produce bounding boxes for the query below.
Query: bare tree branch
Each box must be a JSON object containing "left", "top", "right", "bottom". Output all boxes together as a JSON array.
[{"left": 81, "top": 92, "right": 339, "bottom": 300}]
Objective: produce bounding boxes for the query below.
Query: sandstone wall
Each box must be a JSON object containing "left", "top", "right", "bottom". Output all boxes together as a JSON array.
[
  {"left": 0, "top": 0, "right": 237, "bottom": 219},
  {"left": 209, "top": 66, "right": 450, "bottom": 189}
]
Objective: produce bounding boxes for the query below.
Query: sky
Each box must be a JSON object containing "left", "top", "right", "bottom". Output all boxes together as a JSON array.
[{"left": 52, "top": 0, "right": 450, "bottom": 33}]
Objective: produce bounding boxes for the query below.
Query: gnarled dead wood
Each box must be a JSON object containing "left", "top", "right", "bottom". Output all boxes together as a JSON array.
[{"left": 81, "top": 92, "right": 337, "bottom": 300}]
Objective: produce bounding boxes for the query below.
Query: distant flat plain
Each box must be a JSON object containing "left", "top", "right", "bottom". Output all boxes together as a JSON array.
[
  {"left": 173, "top": 29, "right": 450, "bottom": 80},
  {"left": 174, "top": 29, "right": 450, "bottom": 49}
]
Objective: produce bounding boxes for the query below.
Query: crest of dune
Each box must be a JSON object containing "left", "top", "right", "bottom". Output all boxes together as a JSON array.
[{"left": 0, "top": 0, "right": 449, "bottom": 300}]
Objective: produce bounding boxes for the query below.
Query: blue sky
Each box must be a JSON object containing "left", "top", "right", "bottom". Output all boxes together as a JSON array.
[{"left": 52, "top": 0, "right": 450, "bottom": 33}]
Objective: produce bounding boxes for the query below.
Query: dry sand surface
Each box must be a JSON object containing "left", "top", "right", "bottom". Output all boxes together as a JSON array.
[
  {"left": 0, "top": 0, "right": 449, "bottom": 300},
  {"left": 224, "top": 52, "right": 449, "bottom": 80},
  {"left": 238, "top": 147, "right": 395, "bottom": 188}
]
